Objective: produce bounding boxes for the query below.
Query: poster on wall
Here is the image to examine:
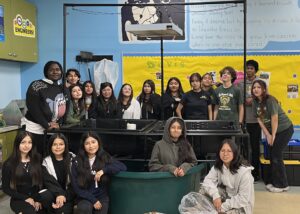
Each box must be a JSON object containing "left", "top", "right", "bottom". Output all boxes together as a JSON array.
[
  {"left": 123, "top": 54, "right": 300, "bottom": 125},
  {"left": 287, "top": 84, "right": 298, "bottom": 99},
  {"left": 0, "top": 6, "right": 4, "bottom": 42},
  {"left": 259, "top": 71, "right": 271, "bottom": 87},
  {"left": 120, "top": 0, "right": 185, "bottom": 42}
]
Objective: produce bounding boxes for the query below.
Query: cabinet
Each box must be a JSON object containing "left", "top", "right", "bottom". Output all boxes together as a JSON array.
[
  {"left": 0, "top": 0, "right": 37, "bottom": 62},
  {"left": 0, "top": 126, "right": 19, "bottom": 162}
]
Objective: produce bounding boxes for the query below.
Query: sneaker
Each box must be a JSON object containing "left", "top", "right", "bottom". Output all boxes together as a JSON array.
[
  {"left": 266, "top": 184, "right": 273, "bottom": 191},
  {"left": 282, "top": 186, "right": 290, "bottom": 191},
  {"left": 268, "top": 186, "right": 289, "bottom": 193}
]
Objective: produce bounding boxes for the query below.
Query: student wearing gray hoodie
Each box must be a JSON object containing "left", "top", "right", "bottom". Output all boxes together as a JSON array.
[
  {"left": 201, "top": 139, "right": 254, "bottom": 214},
  {"left": 149, "top": 117, "right": 197, "bottom": 176},
  {"left": 179, "top": 139, "right": 254, "bottom": 214}
]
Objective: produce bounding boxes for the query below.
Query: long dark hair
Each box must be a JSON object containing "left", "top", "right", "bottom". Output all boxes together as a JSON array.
[
  {"left": 118, "top": 83, "right": 133, "bottom": 110},
  {"left": 165, "top": 77, "right": 184, "bottom": 96},
  {"left": 83, "top": 80, "right": 97, "bottom": 109},
  {"left": 168, "top": 118, "right": 195, "bottom": 165},
  {"left": 47, "top": 133, "right": 71, "bottom": 177},
  {"left": 6, "top": 131, "right": 42, "bottom": 189},
  {"left": 251, "top": 79, "right": 277, "bottom": 120},
  {"left": 69, "top": 84, "right": 85, "bottom": 114},
  {"left": 138, "top": 79, "right": 156, "bottom": 103},
  {"left": 214, "top": 139, "right": 249, "bottom": 174},
  {"left": 99, "top": 82, "right": 117, "bottom": 104},
  {"left": 76, "top": 132, "right": 111, "bottom": 188},
  {"left": 83, "top": 80, "right": 97, "bottom": 98}
]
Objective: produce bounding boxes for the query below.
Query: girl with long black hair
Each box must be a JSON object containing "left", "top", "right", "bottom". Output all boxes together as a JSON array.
[
  {"left": 96, "top": 82, "right": 118, "bottom": 119},
  {"left": 83, "top": 80, "right": 98, "bottom": 119},
  {"left": 149, "top": 117, "right": 197, "bottom": 176},
  {"left": 41, "top": 133, "right": 76, "bottom": 213},
  {"left": 65, "top": 84, "right": 86, "bottom": 124},
  {"left": 137, "top": 79, "right": 161, "bottom": 119},
  {"left": 71, "top": 132, "right": 126, "bottom": 214},
  {"left": 117, "top": 83, "right": 141, "bottom": 119},
  {"left": 2, "top": 131, "right": 47, "bottom": 213},
  {"left": 162, "top": 77, "right": 184, "bottom": 120}
]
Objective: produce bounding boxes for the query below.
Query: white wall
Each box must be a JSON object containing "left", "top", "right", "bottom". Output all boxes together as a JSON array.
[{"left": 0, "top": 60, "right": 21, "bottom": 109}]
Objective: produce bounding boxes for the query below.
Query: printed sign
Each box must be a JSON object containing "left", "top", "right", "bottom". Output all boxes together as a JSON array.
[
  {"left": 13, "top": 14, "right": 35, "bottom": 38},
  {"left": 287, "top": 84, "right": 298, "bottom": 99}
]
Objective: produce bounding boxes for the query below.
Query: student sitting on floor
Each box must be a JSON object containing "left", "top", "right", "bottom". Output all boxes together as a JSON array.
[{"left": 179, "top": 138, "right": 254, "bottom": 214}]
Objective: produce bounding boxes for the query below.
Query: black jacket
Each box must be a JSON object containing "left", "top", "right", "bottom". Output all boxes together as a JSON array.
[
  {"left": 25, "top": 79, "right": 66, "bottom": 128},
  {"left": 138, "top": 93, "right": 161, "bottom": 120}
]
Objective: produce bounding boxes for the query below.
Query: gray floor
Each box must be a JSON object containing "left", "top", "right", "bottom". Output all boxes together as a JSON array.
[{"left": 0, "top": 181, "right": 299, "bottom": 214}]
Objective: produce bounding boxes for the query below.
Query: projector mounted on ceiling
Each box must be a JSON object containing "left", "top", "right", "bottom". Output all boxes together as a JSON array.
[{"left": 125, "top": 23, "right": 183, "bottom": 38}]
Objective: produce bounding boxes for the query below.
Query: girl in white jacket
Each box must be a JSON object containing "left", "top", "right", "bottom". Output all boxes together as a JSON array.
[
  {"left": 117, "top": 83, "right": 141, "bottom": 119},
  {"left": 180, "top": 138, "right": 254, "bottom": 214}
]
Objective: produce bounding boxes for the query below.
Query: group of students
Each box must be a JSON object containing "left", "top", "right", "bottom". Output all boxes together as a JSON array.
[
  {"left": 18, "top": 59, "right": 294, "bottom": 213},
  {"left": 3, "top": 117, "right": 254, "bottom": 214},
  {"left": 2, "top": 130, "right": 127, "bottom": 214}
]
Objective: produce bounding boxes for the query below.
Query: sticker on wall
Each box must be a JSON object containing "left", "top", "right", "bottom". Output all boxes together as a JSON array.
[
  {"left": 0, "top": 6, "right": 4, "bottom": 42},
  {"left": 287, "top": 84, "right": 298, "bottom": 99},
  {"left": 259, "top": 71, "right": 271, "bottom": 87},
  {"left": 13, "top": 14, "right": 35, "bottom": 38}
]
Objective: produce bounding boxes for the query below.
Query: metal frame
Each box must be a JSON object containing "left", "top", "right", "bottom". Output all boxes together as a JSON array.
[{"left": 63, "top": 0, "right": 247, "bottom": 121}]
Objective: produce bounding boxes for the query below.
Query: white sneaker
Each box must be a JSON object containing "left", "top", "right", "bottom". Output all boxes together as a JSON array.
[
  {"left": 266, "top": 184, "right": 273, "bottom": 191},
  {"left": 268, "top": 186, "right": 289, "bottom": 193},
  {"left": 282, "top": 186, "right": 290, "bottom": 191}
]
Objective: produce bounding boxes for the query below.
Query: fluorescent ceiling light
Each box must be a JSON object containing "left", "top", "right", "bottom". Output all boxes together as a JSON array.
[{"left": 125, "top": 23, "right": 183, "bottom": 37}]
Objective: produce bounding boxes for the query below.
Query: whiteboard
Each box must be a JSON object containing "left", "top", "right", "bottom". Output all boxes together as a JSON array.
[{"left": 189, "top": 0, "right": 300, "bottom": 52}]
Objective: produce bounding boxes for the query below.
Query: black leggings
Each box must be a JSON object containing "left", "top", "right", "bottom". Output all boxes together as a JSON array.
[
  {"left": 10, "top": 198, "right": 46, "bottom": 214},
  {"left": 268, "top": 125, "right": 294, "bottom": 188},
  {"left": 246, "top": 123, "right": 261, "bottom": 178},
  {"left": 39, "top": 189, "right": 74, "bottom": 214}
]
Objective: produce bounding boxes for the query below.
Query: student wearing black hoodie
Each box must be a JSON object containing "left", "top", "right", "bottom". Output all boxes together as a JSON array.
[{"left": 24, "top": 61, "right": 67, "bottom": 155}]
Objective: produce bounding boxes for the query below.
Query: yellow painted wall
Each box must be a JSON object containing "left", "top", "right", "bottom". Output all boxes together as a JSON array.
[{"left": 123, "top": 55, "right": 300, "bottom": 125}]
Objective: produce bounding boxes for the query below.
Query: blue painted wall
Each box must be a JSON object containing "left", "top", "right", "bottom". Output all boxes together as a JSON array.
[
  {"left": 23, "top": 0, "right": 190, "bottom": 97},
  {"left": 0, "top": 60, "right": 21, "bottom": 109},
  {"left": 5, "top": 0, "right": 300, "bottom": 99}
]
